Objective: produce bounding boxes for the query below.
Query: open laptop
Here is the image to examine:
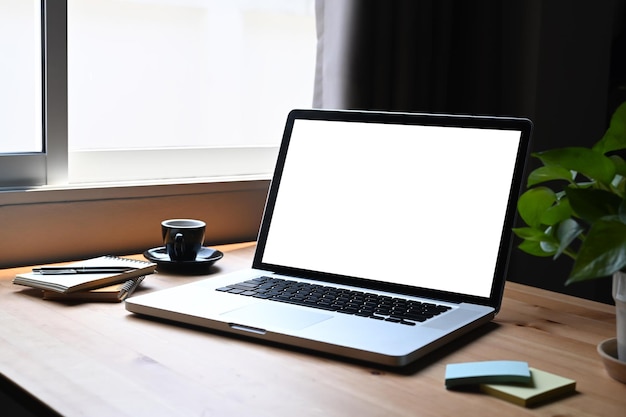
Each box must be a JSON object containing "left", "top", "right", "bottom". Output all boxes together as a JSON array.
[{"left": 126, "top": 109, "right": 532, "bottom": 367}]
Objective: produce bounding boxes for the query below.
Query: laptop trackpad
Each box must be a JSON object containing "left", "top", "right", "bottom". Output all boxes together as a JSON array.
[{"left": 221, "top": 303, "right": 332, "bottom": 331}]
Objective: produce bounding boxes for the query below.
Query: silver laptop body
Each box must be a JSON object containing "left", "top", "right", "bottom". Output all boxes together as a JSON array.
[{"left": 126, "top": 109, "right": 532, "bottom": 367}]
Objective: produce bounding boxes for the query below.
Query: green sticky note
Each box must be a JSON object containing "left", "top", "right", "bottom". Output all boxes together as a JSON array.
[{"left": 445, "top": 360, "right": 531, "bottom": 389}]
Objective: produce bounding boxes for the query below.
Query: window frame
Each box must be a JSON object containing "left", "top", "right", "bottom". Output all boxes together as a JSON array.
[
  {"left": 44, "top": 0, "right": 69, "bottom": 185},
  {"left": 0, "top": 0, "right": 67, "bottom": 188},
  {"left": 0, "top": 0, "right": 61, "bottom": 187}
]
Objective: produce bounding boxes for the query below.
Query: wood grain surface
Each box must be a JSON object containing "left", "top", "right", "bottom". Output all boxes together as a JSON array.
[{"left": 0, "top": 242, "right": 623, "bottom": 416}]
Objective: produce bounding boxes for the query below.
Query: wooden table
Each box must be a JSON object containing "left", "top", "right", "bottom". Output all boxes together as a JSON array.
[{"left": 0, "top": 242, "right": 624, "bottom": 416}]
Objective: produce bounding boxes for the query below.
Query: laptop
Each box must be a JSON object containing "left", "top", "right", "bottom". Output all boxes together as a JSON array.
[{"left": 126, "top": 109, "right": 532, "bottom": 367}]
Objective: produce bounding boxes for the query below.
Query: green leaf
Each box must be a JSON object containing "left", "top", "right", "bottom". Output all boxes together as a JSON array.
[
  {"left": 593, "top": 102, "right": 626, "bottom": 154},
  {"left": 513, "top": 226, "right": 559, "bottom": 242},
  {"left": 514, "top": 226, "right": 559, "bottom": 257},
  {"left": 517, "top": 187, "right": 556, "bottom": 228},
  {"left": 554, "top": 219, "right": 583, "bottom": 259},
  {"left": 540, "top": 197, "right": 572, "bottom": 225},
  {"left": 609, "top": 155, "right": 626, "bottom": 178},
  {"left": 567, "top": 217, "right": 626, "bottom": 283},
  {"left": 540, "top": 240, "right": 559, "bottom": 253},
  {"left": 565, "top": 187, "right": 622, "bottom": 223},
  {"left": 533, "top": 147, "right": 615, "bottom": 186},
  {"left": 612, "top": 174, "right": 625, "bottom": 191},
  {"left": 527, "top": 166, "right": 575, "bottom": 187},
  {"left": 518, "top": 239, "right": 555, "bottom": 257},
  {"left": 616, "top": 199, "right": 626, "bottom": 223},
  {"left": 512, "top": 227, "right": 546, "bottom": 240}
]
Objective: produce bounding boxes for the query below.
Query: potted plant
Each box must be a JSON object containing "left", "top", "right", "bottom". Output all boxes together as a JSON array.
[{"left": 513, "top": 102, "right": 626, "bottom": 381}]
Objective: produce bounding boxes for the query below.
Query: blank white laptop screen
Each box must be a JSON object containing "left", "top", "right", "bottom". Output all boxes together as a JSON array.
[{"left": 260, "top": 118, "right": 523, "bottom": 298}]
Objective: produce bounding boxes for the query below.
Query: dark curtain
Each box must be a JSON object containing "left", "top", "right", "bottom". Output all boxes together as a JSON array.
[
  {"left": 314, "top": 0, "right": 624, "bottom": 303},
  {"left": 316, "top": 0, "right": 537, "bottom": 116}
]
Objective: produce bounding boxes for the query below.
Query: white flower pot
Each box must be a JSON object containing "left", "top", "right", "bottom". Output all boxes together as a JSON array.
[
  {"left": 614, "top": 270, "right": 626, "bottom": 361},
  {"left": 597, "top": 272, "right": 626, "bottom": 383}
]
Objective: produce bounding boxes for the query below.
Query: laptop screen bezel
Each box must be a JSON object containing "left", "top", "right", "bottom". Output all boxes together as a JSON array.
[{"left": 253, "top": 109, "right": 532, "bottom": 311}]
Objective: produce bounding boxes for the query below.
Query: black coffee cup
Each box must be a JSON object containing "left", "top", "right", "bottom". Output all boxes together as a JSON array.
[{"left": 161, "top": 219, "right": 206, "bottom": 262}]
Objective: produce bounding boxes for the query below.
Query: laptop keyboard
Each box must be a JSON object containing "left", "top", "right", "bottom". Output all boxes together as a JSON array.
[{"left": 216, "top": 276, "right": 452, "bottom": 326}]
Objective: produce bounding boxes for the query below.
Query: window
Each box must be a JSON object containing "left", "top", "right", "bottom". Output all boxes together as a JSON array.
[
  {"left": 1, "top": 0, "right": 316, "bottom": 187},
  {"left": 0, "top": 0, "right": 48, "bottom": 187},
  {"left": 0, "top": 0, "right": 42, "bottom": 154}
]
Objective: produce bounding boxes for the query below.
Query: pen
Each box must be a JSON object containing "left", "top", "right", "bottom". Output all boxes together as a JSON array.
[
  {"left": 32, "top": 266, "right": 137, "bottom": 275},
  {"left": 119, "top": 276, "right": 145, "bottom": 301}
]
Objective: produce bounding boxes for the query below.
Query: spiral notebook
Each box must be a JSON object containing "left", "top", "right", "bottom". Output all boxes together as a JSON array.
[
  {"left": 14, "top": 256, "right": 156, "bottom": 294},
  {"left": 42, "top": 276, "right": 146, "bottom": 302}
]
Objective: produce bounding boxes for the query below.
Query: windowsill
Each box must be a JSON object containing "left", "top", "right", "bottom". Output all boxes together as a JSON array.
[
  {"left": 67, "top": 146, "right": 280, "bottom": 184},
  {"left": 0, "top": 174, "right": 272, "bottom": 205},
  {"left": 0, "top": 176, "right": 271, "bottom": 268}
]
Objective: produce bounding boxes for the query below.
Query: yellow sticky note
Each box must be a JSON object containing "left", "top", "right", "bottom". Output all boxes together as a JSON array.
[{"left": 479, "top": 368, "right": 576, "bottom": 407}]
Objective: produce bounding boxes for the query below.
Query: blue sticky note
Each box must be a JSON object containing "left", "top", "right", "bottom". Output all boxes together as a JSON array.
[{"left": 445, "top": 360, "right": 531, "bottom": 389}]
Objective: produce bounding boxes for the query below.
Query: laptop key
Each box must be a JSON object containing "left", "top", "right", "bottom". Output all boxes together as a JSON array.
[
  {"left": 403, "top": 314, "right": 429, "bottom": 322},
  {"left": 218, "top": 277, "right": 452, "bottom": 326},
  {"left": 385, "top": 317, "right": 402, "bottom": 323},
  {"left": 229, "top": 283, "right": 258, "bottom": 291},
  {"left": 253, "top": 293, "right": 273, "bottom": 299},
  {"left": 274, "top": 297, "right": 337, "bottom": 311}
]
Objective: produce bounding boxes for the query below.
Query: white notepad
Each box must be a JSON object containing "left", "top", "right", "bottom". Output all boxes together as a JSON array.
[{"left": 14, "top": 256, "right": 156, "bottom": 293}]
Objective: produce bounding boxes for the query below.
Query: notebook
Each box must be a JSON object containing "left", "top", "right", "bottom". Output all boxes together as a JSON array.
[
  {"left": 42, "top": 276, "right": 146, "bottom": 302},
  {"left": 126, "top": 109, "right": 532, "bottom": 367},
  {"left": 15, "top": 255, "right": 156, "bottom": 293}
]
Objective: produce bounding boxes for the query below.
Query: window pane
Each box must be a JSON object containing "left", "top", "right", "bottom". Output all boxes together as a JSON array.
[
  {"left": 0, "top": 0, "right": 42, "bottom": 154},
  {"left": 68, "top": 0, "right": 316, "bottom": 152}
]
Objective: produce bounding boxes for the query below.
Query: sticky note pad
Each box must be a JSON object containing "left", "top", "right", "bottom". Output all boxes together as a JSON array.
[
  {"left": 445, "top": 360, "right": 531, "bottom": 389},
  {"left": 479, "top": 367, "right": 576, "bottom": 407}
]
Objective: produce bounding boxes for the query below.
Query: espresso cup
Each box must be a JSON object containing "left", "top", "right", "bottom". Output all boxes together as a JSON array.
[{"left": 161, "top": 219, "right": 206, "bottom": 262}]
